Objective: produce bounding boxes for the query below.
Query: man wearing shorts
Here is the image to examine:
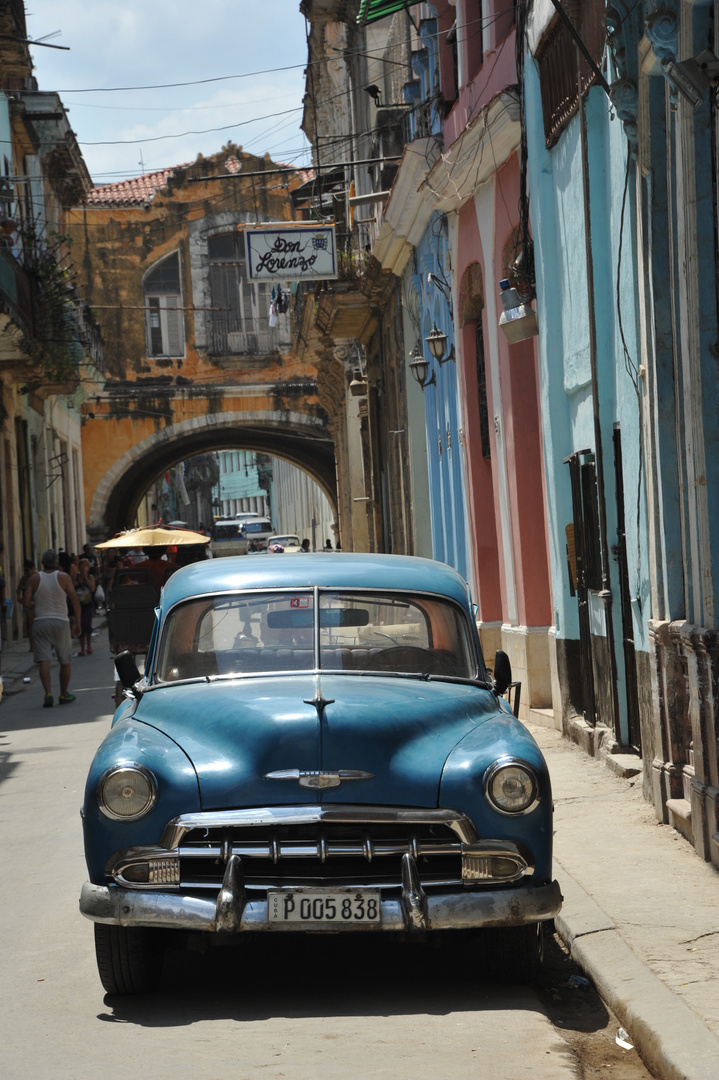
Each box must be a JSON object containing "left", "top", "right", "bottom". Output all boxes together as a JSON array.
[{"left": 24, "top": 549, "right": 81, "bottom": 707}]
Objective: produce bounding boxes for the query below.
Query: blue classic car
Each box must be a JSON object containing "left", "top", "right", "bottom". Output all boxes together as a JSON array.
[{"left": 80, "top": 553, "right": 561, "bottom": 994}]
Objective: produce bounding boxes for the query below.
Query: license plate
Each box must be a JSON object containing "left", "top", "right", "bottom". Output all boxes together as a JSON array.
[{"left": 268, "top": 889, "right": 381, "bottom": 926}]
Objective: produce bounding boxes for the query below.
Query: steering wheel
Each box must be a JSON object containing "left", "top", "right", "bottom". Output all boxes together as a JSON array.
[
  {"left": 371, "top": 630, "right": 401, "bottom": 645},
  {"left": 373, "top": 646, "right": 445, "bottom": 674}
]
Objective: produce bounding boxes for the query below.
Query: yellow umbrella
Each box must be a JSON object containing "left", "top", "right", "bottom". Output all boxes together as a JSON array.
[{"left": 95, "top": 526, "right": 211, "bottom": 550}]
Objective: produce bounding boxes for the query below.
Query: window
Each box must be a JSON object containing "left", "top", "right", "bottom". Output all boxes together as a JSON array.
[
  {"left": 144, "top": 253, "right": 184, "bottom": 357},
  {"left": 208, "top": 231, "right": 277, "bottom": 356},
  {"left": 535, "top": 0, "right": 606, "bottom": 146},
  {"left": 476, "top": 321, "right": 490, "bottom": 459},
  {"left": 155, "top": 590, "right": 477, "bottom": 681}
]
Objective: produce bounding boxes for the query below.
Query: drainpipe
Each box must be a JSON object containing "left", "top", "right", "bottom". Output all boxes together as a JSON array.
[{"left": 578, "top": 60, "right": 621, "bottom": 735}]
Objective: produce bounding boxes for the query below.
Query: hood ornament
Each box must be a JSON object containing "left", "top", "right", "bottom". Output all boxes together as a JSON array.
[
  {"left": 304, "top": 684, "right": 335, "bottom": 715},
  {"left": 265, "top": 769, "right": 374, "bottom": 789}
]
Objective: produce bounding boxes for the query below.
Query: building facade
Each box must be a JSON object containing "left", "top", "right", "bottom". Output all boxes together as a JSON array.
[
  {"left": 300, "top": 0, "right": 719, "bottom": 863},
  {"left": 0, "top": 1, "right": 100, "bottom": 646}
]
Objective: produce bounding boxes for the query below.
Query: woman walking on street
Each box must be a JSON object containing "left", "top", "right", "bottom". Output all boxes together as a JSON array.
[{"left": 76, "top": 558, "right": 96, "bottom": 656}]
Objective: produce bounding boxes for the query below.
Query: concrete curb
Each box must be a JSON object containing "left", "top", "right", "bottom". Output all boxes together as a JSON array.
[{"left": 555, "top": 868, "right": 719, "bottom": 1080}]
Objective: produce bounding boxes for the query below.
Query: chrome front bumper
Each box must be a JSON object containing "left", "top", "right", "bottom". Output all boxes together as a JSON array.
[{"left": 80, "top": 854, "right": 562, "bottom": 934}]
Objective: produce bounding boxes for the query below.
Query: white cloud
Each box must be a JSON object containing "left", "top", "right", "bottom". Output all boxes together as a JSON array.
[{"left": 26, "top": 0, "right": 311, "bottom": 182}]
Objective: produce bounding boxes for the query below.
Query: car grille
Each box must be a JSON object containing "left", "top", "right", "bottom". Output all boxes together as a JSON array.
[{"left": 177, "top": 821, "right": 464, "bottom": 891}]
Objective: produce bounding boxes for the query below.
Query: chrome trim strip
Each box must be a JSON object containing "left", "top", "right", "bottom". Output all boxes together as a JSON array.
[
  {"left": 177, "top": 838, "right": 462, "bottom": 859},
  {"left": 159, "top": 805, "right": 479, "bottom": 849},
  {"left": 109, "top": 836, "right": 530, "bottom": 891},
  {"left": 264, "top": 769, "right": 375, "bottom": 788},
  {"left": 80, "top": 879, "right": 563, "bottom": 933}
]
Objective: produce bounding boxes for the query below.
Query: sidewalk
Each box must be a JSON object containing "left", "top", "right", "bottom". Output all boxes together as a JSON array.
[
  {"left": 527, "top": 721, "right": 719, "bottom": 1080},
  {"left": 0, "top": 614, "right": 108, "bottom": 702},
  {"left": 0, "top": 626, "right": 39, "bottom": 699},
  {"left": 2, "top": 629, "right": 717, "bottom": 1079}
]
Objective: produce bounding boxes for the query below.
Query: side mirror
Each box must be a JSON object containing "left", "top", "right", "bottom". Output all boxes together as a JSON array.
[
  {"left": 493, "top": 649, "right": 512, "bottom": 695},
  {"left": 115, "top": 650, "right": 142, "bottom": 693}
]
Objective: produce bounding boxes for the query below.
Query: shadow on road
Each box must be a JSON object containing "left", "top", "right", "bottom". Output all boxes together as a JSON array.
[{"left": 97, "top": 930, "right": 610, "bottom": 1035}]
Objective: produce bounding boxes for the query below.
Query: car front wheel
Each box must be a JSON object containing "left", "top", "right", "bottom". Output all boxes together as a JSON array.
[
  {"left": 482, "top": 922, "right": 544, "bottom": 983},
  {"left": 94, "top": 924, "right": 164, "bottom": 995}
]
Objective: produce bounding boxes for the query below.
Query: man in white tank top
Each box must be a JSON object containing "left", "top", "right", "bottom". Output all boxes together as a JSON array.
[{"left": 24, "top": 549, "right": 81, "bottom": 707}]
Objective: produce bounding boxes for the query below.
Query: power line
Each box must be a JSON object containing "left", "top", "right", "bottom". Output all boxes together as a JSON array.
[{"left": 79, "top": 107, "right": 303, "bottom": 147}]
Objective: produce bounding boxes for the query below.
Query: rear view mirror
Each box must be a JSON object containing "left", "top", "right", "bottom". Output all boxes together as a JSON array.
[
  {"left": 115, "top": 650, "right": 142, "bottom": 691},
  {"left": 267, "top": 608, "right": 370, "bottom": 629},
  {"left": 493, "top": 649, "right": 512, "bottom": 695}
]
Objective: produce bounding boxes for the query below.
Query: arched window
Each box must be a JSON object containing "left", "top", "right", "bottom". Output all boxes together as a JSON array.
[{"left": 144, "top": 253, "right": 184, "bottom": 358}]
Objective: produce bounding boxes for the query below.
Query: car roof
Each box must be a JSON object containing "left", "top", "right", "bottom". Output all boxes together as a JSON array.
[{"left": 161, "top": 553, "right": 472, "bottom": 610}]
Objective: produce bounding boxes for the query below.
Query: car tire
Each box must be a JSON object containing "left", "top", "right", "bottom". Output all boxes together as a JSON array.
[
  {"left": 94, "top": 924, "right": 164, "bottom": 995},
  {"left": 482, "top": 922, "right": 544, "bottom": 984}
]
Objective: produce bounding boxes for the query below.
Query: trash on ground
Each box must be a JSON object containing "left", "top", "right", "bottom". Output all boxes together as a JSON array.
[
  {"left": 616, "top": 1028, "right": 634, "bottom": 1050},
  {"left": 566, "top": 974, "right": 590, "bottom": 989}
]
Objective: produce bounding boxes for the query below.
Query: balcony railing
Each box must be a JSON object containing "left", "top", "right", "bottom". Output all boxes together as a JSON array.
[{"left": 209, "top": 313, "right": 291, "bottom": 358}]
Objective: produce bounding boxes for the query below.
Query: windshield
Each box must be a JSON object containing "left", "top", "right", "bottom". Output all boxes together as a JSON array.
[
  {"left": 155, "top": 589, "right": 478, "bottom": 681},
  {"left": 214, "top": 523, "right": 242, "bottom": 541}
]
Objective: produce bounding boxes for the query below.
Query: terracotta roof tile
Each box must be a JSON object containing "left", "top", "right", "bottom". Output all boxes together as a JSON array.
[
  {"left": 85, "top": 157, "right": 314, "bottom": 206},
  {"left": 86, "top": 164, "right": 191, "bottom": 206}
]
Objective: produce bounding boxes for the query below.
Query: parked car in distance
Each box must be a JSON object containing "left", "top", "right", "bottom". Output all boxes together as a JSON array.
[
  {"left": 266, "top": 534, "right": 302, "bottom": 552},
  {"left": 80, "top": 553, "right": 561, "bottom": 994}
]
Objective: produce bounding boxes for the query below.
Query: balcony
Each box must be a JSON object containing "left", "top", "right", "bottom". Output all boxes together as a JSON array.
[{"left": 208, "top": 311, "right": 291, "bottom": 360}]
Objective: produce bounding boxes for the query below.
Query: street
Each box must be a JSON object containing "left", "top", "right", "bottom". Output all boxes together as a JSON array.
[{"left": 0, "top": 627, "right": 657, "bottom": 1080}]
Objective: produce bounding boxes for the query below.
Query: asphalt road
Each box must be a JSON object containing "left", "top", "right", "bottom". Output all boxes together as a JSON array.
[{"left": 0, "top": 631, "right": 648, "bottom": 1080}]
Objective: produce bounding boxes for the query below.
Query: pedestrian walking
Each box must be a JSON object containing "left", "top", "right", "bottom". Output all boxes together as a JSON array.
[
  {"left": 300, "top": 538, "right": 311, "bottom": 552},
  {"left": 16, "top": 558, "right": 35, "bottom": 651},
  {"left": 75, "top": 557, "right": 96, "bottom": 656},
  {"left": 82, "top": 542, "right": 99, "bottom": 577},
  {"left": 23, "top": 549, "right": 81, "bottom": 707}
]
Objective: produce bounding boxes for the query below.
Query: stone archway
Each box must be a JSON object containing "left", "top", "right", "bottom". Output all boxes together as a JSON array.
[{"left": 87, "top": 410, "right": 337, "bottom": 538}]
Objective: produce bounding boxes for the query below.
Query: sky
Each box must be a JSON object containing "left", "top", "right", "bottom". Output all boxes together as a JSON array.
[{"left": 25, "top": 0, "right": 313, "bottom": 187}]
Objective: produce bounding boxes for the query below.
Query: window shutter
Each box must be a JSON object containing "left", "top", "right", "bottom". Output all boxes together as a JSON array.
[{"left": 163, "top": 296, "right": 184, "bottom": 356}]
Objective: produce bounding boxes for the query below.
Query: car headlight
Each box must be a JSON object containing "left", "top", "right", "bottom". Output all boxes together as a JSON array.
[
  {"left": 484, "top": 758, "right": 539, "bottom": 815},
  {"left": 97, "top": 764, "right": 157, "bottom": 821}
]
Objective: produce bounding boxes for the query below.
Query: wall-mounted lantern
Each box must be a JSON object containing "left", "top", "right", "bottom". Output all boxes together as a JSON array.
[
  {"left": 424, "top": 322, "right": 455, "bottom": 366},
  {"left": 408, "top": 344, "right": 436, "bottom": 390}
]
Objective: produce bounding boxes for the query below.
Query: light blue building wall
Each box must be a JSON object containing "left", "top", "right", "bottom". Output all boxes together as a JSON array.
[
  {"left": 524, "top": 54, "right": 649, "bottom": 746},
  {"left": 411, "top": 213, "right": 468, "bottom": 582},
  {"left": 213, "top": 450, "right": 269, "bottom": 518}
]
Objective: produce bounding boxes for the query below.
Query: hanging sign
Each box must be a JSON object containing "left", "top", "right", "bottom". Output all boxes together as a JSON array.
[{"left": 244, "top": 224, "right": 337, "bottom": 282}]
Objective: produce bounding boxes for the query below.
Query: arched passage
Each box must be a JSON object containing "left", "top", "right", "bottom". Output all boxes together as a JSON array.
[{"left": 87, "top": 411, "right": 337, "bottom": 537}]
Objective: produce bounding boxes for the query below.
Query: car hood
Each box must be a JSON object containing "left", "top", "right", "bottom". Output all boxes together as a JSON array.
[{"left": 133, "top": 674, "right": 499, "bottom": 810}]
